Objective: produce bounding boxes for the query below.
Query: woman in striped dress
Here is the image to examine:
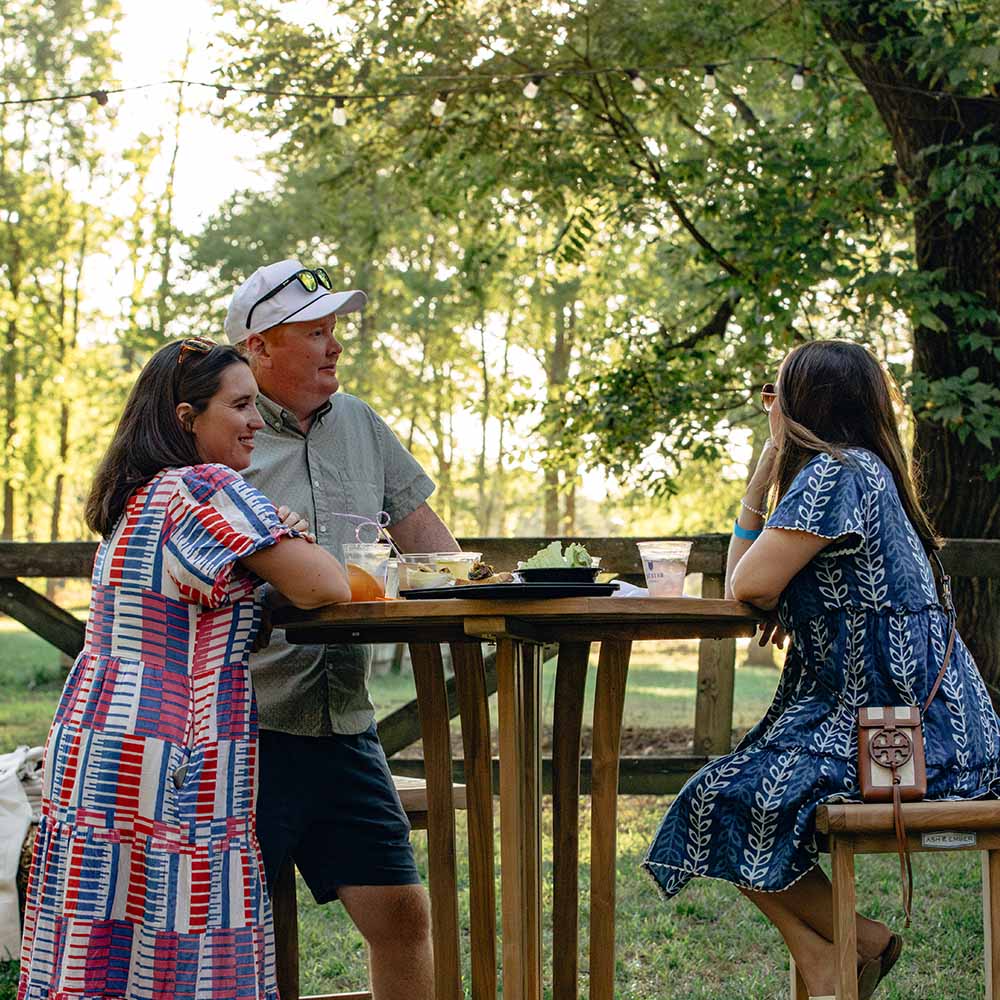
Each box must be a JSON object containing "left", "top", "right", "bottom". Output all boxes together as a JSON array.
[{"left": 18, "top": 338, "right": 350, "bottom": 1000}]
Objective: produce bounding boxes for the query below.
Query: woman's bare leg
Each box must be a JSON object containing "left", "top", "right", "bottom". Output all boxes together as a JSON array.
[
  {"left": 739, "top": 866, "right": 894, "bottom": 995},
  {"left": 755, "top": 866, "right": 892, "bottom": 960},
  {"left": 740, "top": 885, "right": 839, "bottom": 997}
]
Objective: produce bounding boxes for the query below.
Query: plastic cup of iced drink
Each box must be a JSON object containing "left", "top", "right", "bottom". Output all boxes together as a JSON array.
[
  {"left": 636, "top": 541, "right": 693, "bottom": 597},
  {"left": 342, "top": 542, "right": 392, "bottom": 601}
]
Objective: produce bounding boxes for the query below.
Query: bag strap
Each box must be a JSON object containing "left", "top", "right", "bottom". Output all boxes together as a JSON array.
[
  {"left": 922, "top": 550, "right": 957, "bottom": 715},
  {"left": 891, "top": 780, "right": 914, "bottom": 927}
]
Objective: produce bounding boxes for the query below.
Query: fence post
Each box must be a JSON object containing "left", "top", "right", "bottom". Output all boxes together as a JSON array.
[{"left": 693, "top": 572, "right": 736, "bottom": 755}]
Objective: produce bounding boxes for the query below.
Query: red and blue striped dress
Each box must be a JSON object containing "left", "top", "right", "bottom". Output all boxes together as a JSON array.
[{"left": 18, "top": 464, "right": 295, "bottom": 1000}]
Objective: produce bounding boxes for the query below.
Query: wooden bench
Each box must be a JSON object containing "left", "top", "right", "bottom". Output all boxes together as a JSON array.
[
  {"left": 789, "top": 800, "right": 1000, "bottom": 1000},
  {"left": 272, "top": 774, "right": 467, "bottom": 1000}
]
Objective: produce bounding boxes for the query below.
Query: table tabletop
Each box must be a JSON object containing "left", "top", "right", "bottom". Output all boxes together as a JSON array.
[{"left": 275, "top": 594, "right": 759, "bottom": 643}]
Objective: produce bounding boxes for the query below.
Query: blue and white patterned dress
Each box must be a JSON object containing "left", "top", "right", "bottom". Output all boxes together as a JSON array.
[{"left": 643, "top": 448, "right": 1000, "bottom": 897}]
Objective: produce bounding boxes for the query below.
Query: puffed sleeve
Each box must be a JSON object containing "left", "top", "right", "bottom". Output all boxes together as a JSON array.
[
  {"left": 163, "top": 464, "right": 299, "bottom": 607},
  {"left": 766, "top": 451, "right": 867, "bottom": 556}
]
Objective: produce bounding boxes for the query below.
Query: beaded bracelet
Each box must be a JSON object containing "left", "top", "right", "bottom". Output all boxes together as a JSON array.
[{"left": 740, "top": 497, "right": 768, "bottom": 519}]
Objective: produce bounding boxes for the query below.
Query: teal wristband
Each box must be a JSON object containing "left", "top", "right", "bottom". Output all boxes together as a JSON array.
[{"left": 733, "top": 519, "right": 762, "bottom": 541}]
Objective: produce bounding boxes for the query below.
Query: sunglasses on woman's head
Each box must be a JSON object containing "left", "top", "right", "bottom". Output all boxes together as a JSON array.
[
  {"left": 177, "top": 337, "right": 218, "bottom": 365},
  {"left": 761, "top": 382, "right": 776, "bottom": 412},
  {"left": 245, "top": 267, "right": 334, "bottom": 329}
]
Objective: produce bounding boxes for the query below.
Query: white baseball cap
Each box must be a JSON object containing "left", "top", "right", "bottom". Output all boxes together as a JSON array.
[{"left": 224, "top": 259, "right": 368, "bottom": 344}]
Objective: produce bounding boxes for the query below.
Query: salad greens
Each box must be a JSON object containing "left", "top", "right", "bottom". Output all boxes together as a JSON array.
[{"left": 521, "top": 541, "right": 595, "bottom": 569}]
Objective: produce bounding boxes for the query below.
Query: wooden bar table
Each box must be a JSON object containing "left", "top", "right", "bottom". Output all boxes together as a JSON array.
[{"left": 275, "top": 596, "right": 759, "bottom": 1000}]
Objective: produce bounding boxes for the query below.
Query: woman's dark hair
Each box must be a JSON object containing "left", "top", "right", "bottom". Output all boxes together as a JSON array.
[
  {"left": 771, "top": 339, "right": 940, "bottom": 552},
  {"left": 85, "top": 340, "right": 250, "bottom": 538}
]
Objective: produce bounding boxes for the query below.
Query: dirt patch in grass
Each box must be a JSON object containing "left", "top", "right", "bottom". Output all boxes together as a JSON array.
[{"left": 394, "top": 723, "right": 752, "bottom": 759}]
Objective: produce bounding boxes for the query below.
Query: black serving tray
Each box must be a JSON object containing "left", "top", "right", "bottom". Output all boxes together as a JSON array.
[
  {"left": 515, "top": 566, "right": 600, "bottom": 583},
  {"left": 400, "top": 582, "right": 620, "bottom": 600}
]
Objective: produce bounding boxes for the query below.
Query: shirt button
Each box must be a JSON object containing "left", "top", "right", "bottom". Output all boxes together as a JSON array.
[
  {"left": 319, "top": 526, "right": 327, "bottom": 533},
  {"left": 313, "top": 480, "right": 320, "bottom": 488}
]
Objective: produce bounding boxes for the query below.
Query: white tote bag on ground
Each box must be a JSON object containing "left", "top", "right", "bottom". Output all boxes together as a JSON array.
[{"left": 0, "top": 746, "right": 43, "bottom": 961}]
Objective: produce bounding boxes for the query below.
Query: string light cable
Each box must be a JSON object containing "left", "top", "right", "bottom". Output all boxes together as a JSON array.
[{"left": 2, "top": 55, "right": 999, "bottom": 114}]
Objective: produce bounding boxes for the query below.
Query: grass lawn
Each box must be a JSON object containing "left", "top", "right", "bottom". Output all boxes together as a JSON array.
[
  {"left": 0, "top": 621, "right": 988, "bottom": 998},
  {"left": 296, "top": 800, "right": 987, "bottom": 1000}
]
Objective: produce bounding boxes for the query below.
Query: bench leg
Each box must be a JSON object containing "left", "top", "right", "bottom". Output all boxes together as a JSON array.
[
  {"left": 830, "top": 836, "right": 859, "bottom": 1000},
  {"left": 984, "top": 850, "right": 1000, "bottom": 999},
  {"left": 272, "top": 858, "right": 300, "bottom": 1000},
  {"left": 789, "top": 955, "right": 809, "bottom": 1000}
]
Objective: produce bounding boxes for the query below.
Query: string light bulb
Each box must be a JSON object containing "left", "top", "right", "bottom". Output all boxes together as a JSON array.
[
  {"left": 791, "top": 64, "right": 806, "bottom": 90},
  {"left": 522, "top": 76, "right": 541, "bottom": 100},
  {"left": 626, "top": 69, "right": 647, "bottom": 94},
  {"left": 332, "top": 96, "right": 347, "bottom": 126},
  {"left": 216, "top": 85, "right": 230, "bottom": 101},
  {"left": 430, "top": 93, "right": 447, "bottom": 117},
  {"left": 702, "top": 65, "right": 717, "bottom": 91},
  {"left": 92, "top": 89, "right": 109, "bottom": 107}
]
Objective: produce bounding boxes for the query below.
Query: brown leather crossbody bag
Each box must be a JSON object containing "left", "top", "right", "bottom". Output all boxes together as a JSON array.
[{"left": 856, "top": 551, "right": 956, "bottom": 926}]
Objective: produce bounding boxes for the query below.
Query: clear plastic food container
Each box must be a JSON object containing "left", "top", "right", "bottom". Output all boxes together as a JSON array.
[
  {"left": 432, "top": 551, "right": 483, "bottom": 580},
  {"left": 398, "top": 553, "right": 455, "bottom": 590}
]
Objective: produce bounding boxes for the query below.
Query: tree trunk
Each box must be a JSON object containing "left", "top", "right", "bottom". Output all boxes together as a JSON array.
[
  {"left": 476, "top": 305, "right": 491, "bottom": 534},
  {"left": 912, "top": 216, "right": 1000, "bottom": 687},
  {"left": 543, "top": 466, "right": 560, "bottom": 535},
  {"left": 541, "top": 290, "right": 576, "bottom": 535},
  {"left": 820, "top": 0, "right": 1000, "bottom": 693},
  {"left": 490, "top": 319, "right": 512, "bottom": 536},
  {"left": 562, "top": 477, "right": 576, "bottom": 535},
  {"left": 2, "top": 318, "right": 16, "bottom": 540}
]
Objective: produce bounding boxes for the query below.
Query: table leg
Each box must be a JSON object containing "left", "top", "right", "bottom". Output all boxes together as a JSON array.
[
  {"left": 496, "top": 637, "right": 543, "bottom": 1000},
  {"left": 830, "top": 836, "right": 858, "bottom": 1000},
  {"left": 589, "top": 640, "right": 631, "bottom": 1000},
  {"left": 451, "top": 642, "right": 498, "bottom": 1000},
  {"left": 983, "top": 851, "right": 1000, "bottom": 999},
  {"left": 409, "top": 642, "right": 462, "bottom": 1000},
  {"left": 551, "top": 642, "right": 591, "bottom": 1000}
]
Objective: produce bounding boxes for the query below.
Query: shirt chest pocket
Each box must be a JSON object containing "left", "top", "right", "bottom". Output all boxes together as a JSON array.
[{"left": 336, "top": 477, "right": 384, "bottom": 521}]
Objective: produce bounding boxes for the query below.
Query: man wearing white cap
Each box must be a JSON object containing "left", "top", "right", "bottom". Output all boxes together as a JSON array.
[{"left": 225, "top": 259, "right": 457, "bottom": 999}]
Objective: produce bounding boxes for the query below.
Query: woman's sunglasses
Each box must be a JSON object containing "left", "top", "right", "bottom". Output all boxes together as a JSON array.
[
  {"left": 761, "top": 382, "right": 776, "bottom": 413},
  {"left": 177, "top": 336, "right": 217, "bottom": 365},
  {"left": 245, "top": 267, "right": 333, "bottom": 329}
]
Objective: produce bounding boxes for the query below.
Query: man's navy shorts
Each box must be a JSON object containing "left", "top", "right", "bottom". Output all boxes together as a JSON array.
[{"left": 256, "top": 725, "right": 422, "bottom": 903}]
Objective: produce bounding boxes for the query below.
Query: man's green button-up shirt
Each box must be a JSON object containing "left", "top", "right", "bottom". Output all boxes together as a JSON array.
[{"left": 244, "top": 391, "right": 434, "bottom": 736}]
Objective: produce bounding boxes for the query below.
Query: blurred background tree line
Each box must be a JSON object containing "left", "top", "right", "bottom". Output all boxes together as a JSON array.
[{"left": 2, "top": 1, "right": 999, "bottom": 677}]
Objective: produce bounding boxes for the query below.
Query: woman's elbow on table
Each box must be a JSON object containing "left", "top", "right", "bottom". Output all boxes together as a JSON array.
[
  {"left": 730, "top": 567, "right": 781, "bottom": 610},
  {"left": 731, "top": 586, "right": 780, "bottom": 611},
  {"left": 243, "top": 538, "right": 351, "bottom": 609},
  {"left": 285, "top": 578, "right": 351, "bottom": 609}
]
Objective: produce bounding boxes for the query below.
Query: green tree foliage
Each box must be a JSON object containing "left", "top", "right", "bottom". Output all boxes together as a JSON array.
[
  {"left": 207, "top": 0, "right": 1000, "bottom": 683},
  {"left": 0, "top": 2, "right": 196, "bottom": 543},
  {"left": 0, "top": 0, "right": 121, "bottom": 541}
]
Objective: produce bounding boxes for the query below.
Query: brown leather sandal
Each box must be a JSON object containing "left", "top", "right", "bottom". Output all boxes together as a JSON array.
[{"left": 859, "top": 932, "right": 904, "bottom": 999}]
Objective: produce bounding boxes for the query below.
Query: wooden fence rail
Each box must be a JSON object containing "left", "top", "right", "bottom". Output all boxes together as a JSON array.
[{"left": 3, "top": 537, "right": 1000, "bottom": 795}]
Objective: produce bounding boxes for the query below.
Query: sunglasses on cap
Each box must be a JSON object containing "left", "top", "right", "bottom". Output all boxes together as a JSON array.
[
  {"left": 761, "top": 382, "right": 776, "bottom": 412},
  {"left": 245, "top": 267, "right": 333, "bottom": 330},
  {"left": 177, "top": 336, "right": 218, "bottom": 365}
]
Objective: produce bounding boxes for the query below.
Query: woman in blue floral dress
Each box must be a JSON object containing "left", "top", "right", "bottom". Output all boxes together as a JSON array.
[{"left": 643, "top": 340, "right": 1000, "bottom": 999}]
